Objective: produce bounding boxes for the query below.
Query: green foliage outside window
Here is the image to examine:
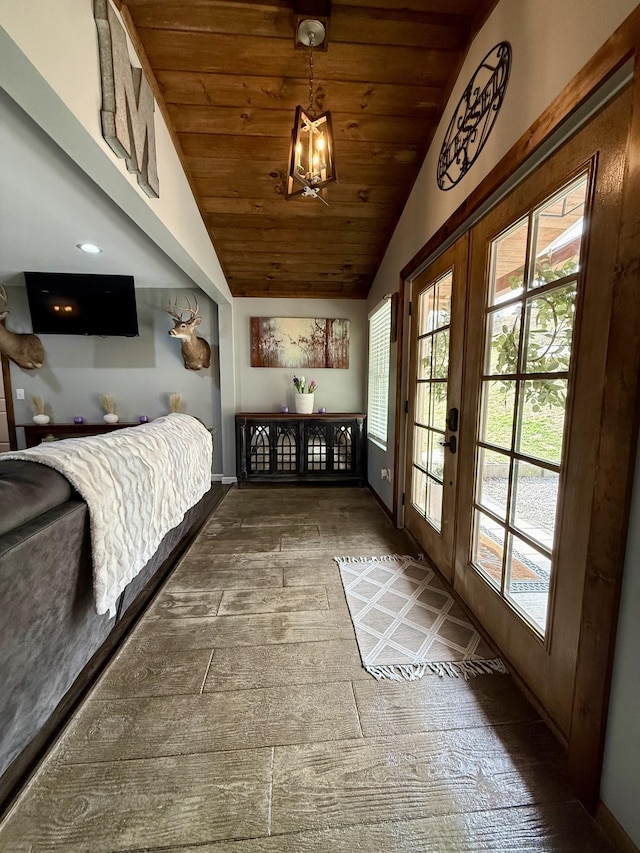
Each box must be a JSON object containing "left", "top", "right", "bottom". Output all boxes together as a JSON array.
[{"left": 495, "top": 258, "right": 578, "bottom": 411}]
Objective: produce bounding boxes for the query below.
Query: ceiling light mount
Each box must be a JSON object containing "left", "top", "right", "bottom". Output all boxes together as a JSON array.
[
  {"left": 293, "top": 0, "right": 330, "bottom": 51},
  {"left": 297, "top": 19, "right": 325, "bottom": 49}
]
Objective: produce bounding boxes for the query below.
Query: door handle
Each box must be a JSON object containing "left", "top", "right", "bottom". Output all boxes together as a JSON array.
[{"left": 439, "top": 435, "right": 457, "bottom": 454}]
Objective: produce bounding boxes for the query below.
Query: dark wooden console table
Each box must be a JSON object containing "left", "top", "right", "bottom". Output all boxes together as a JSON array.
[
  {"left": 235, "top": 412, "right": 366, "bottom": 486},
  {"left": 21, "top": 422, "right": 140, "bottom": 448}
]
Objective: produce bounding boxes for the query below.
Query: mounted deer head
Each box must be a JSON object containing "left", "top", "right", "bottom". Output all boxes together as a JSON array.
[
  {"left": 0, "top": 286, "right": 45, "bottom": 370},
  {"left": 165, "top": 295, "right": 211, "bottom": 370}
]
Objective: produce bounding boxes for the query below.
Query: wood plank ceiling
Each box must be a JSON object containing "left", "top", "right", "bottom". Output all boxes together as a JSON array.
[{"left": 121, "top": 0, "right": 496, "bottom": 299}]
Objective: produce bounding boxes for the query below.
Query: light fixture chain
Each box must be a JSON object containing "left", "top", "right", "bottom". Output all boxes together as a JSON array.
[{"left": 308, "top": 42, "right": 315, "bottom": 116}]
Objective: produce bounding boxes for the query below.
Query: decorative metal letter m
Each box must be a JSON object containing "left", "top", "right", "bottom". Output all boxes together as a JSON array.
[{"left": 94, "top": 0, "right": 159, "bottom": 198}]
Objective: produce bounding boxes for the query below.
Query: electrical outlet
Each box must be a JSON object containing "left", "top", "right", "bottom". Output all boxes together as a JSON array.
[
  {"left": 16, "top": 388, "right": 25, "bottom": 400},
  {"left": 381, "top": 468, "right": 391, "bottom": 481}
]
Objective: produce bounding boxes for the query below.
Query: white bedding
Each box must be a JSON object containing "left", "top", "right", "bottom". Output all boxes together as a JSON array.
[{"left": 5, "top": 413, "right": 212, "bottom": 616}]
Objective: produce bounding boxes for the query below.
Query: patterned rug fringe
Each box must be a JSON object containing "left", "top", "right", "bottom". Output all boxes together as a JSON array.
[
  {"left": 334, "top": 553, "right": 425, "bottom": 564},
  {"left": 366, "top": 658, "right": 508, "bottom": 682}
]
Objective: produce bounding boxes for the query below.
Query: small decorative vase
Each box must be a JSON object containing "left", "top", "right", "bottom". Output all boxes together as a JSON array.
[
  {"left": 32, "top": 414, "right": 50, "bottom": 425},
  {"left": 295, "top": 393, "right": 314, "bottom": 414},
  {"left": 103, "top": 413, "right": 119, "bottom": 424},
  {"left": 73, "top": 416, "right": 84, "bottom": 425},
  {"left": 139, "top": 415, "right": 149, "bottom": 424}
]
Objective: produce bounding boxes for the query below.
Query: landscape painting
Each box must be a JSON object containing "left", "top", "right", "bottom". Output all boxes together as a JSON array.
[{"left": 250, "top": 317, "right": 350, "bottom": 368}]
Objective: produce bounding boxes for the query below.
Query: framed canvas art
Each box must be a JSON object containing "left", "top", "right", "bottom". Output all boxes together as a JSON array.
[{"left": 250, "top": 317, "right": 350, "bottom": 368}]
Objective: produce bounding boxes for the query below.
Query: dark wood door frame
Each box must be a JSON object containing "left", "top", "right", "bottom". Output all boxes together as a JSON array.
[{"left": 393, "top": 8, "right": 640, "bottom": 810}]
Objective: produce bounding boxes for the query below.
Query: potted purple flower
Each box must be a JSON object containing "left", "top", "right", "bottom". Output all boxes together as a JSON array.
[{"left": 293, "top": 375, "right": 317, "bottom": 414}]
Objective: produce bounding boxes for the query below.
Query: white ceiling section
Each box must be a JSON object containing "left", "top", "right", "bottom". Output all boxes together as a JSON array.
[{"left": 0, "top": 88, "right": 197, "bottom": 290}]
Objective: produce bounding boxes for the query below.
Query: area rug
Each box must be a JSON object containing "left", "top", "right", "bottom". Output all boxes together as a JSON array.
[{"left": 335, "top": 554, "right": 507, "bottom": 682}]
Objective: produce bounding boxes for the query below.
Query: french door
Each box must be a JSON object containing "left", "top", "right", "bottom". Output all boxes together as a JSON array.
[
  {"left": 404, "top": 237, "right": 467, "bottom": 583},
  {"left": 404, "top": 85, "right": 631, "bottom": 736}
]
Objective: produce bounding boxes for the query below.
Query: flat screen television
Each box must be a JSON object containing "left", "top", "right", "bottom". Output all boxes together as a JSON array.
[{"left": 25, "top": 272, "right": 139, "bottom": 336}]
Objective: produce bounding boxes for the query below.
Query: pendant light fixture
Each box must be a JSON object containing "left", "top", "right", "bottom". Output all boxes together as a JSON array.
[{"left": 285, "top": 19, "right": 337, "bottom": 204}]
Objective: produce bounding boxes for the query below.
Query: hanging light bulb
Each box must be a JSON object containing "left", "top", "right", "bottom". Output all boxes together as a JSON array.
[{"left": 286, "top": 19, "right": 337, "bottom": 203}]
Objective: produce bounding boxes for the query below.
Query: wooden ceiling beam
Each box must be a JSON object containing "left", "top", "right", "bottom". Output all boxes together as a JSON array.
[
  {"left": 333, "top": 0, "right": 477, "bottom": 13},
  {"left": 180, "top": 133, "right": 422, "bottom": 165},
  {"left": 137, "top": 29, "right": 457, "bottom": 87},
  {"left": 205, "top": 212, "right": 394, "bottom": 233},
  {"left": 156, "top": 70, "right": 442, "bottom": 117},
  {"left": 231, "top": 283, "right": 368, "bottom": 299},
  {"left": 168, "top": 104, "right": 433, "bottom": 145},
  {"left": 193, "top": 176, "right": 407, "bottom": 207},
  {"left": 125, "top": 3, "right": 469, "bottom": 50},
  {"left": 218, "top": 239, "right": 380, "bottom": 256},
  {"left": 188, "top": 159, "right": 417, "bottom": 189},
  {"left": 200, "top": 196, "right": 397, "bottom": 219},
  {"left": 225, "top": 258, "right": 380, "bottom": 275}
]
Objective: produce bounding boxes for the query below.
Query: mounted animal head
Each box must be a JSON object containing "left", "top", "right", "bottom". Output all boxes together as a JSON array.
[
  {"left": 165, "top": 295, "right": 211, "bottom": 370},
  {"left": 0, "top": 286, "right": 45, "bottom": 370}
]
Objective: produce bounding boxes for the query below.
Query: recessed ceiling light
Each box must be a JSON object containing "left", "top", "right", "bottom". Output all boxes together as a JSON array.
[{"left": 77, "top": 242, "right": 103, "bottom": 254}]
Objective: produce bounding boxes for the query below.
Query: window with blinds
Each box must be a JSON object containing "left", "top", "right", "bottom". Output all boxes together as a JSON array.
[{"left": 367, "top": 298, "right": 391, "bottom": 447}]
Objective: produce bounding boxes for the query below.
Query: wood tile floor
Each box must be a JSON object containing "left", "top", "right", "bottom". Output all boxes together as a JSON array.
[{"left": 0, "top": 487, "right": 615, "bottom": 851}]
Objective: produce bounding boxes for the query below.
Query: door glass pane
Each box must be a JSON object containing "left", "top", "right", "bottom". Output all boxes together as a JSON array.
[
  {"left": 432, "top": 329, "right": 450, "bottom": 379},
  {"left": 419, "top": 286, "right": 435, "bottom": 334},
  {"left": 472, "top": 510, "right": 504, "bottom": 590},
  {"left": 511, "top": 461, "right": 558, "bottom": 553},
  {"left": 517, "top": 379, "right": 568, "bottom": 465},
  {"left": 505, "top": 533, "right": 551, "bottom": 634},
  {"left": 427, "top": 435, "right": 444, "bottom": 480},
  {"left": 412, "top": 467, "right": 427, "bottom": 515},
  {"left": 427, "top": 478, "right": 443, "bottom": 530},
  {"left": 524, "top": 284, "right": 577, "bottom": 374},
  {"left": 476, "top": 448, "right": 511, "bottom": 522},
  {"left": 435, "top": 274, "right": 452, "bottom": 327},
  {"left": 489, "top": 218, "right": 528, "bottom": 306},
  {"left": 416, "top": 382, "right": 430, "bottom": 426},
  {"left": 413, "top": 425, "right": 429, "bottom": 470},
  {"left": 431, "top": 384, "right": 447, "bottom": 431},
  {"left": 480, "top": 379, "right": 516, "bottom": 451},
  {"left": 486, "top": 304, "right": 521, "bottom": 375},
  {"left": 417, "top": 337, "right": 432, "bottom": 379},
  {"left": 531, "top": 176, "right": 588, "bottom": 288}
]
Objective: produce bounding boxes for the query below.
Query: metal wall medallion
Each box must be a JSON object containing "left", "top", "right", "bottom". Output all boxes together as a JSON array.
[{"left": 437, "top": 42, "right": 511, "bottom": 191}]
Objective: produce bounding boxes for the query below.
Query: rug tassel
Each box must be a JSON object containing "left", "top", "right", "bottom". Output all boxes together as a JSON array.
[
  {"left": 366, "top": 658, "right": 507, "bottom": 682},
  {"left": 335, "top": 553, "right": 425, "bottom": 566}
]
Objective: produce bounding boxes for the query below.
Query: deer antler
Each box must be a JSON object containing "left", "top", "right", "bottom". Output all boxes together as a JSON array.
[
  {"left": 165, "top": 299, "right": 184, "bottom": 322},
  {"left": 0, "top": 286, "right": 8, "bottom": 313},
  {"left": 166, "top": 296, "right": 200, "bottom": 321}
]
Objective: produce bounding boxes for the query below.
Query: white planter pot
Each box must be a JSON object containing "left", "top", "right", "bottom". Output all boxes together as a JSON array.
[
  {"left": 295, "top": 393, "right": 314, "bottom": 414},
  {"left": 103, "top": 413, "right": 119, "bottom": 424},
  {"left": 32, "top": 414, "right": 50, "bottom": 425}
]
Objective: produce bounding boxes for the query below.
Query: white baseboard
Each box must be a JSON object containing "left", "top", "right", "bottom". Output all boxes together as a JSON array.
[{"left": 211, "top": 474, "right": 236, "bottom": 484}]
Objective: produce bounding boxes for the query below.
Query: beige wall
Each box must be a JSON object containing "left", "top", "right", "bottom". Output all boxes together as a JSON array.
[{"left": 232, "top": 298, "right": 368, "bottom": 415}]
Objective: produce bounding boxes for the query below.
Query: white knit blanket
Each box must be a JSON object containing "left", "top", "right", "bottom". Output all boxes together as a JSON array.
[{"left": 5, "top": 413, "right": 212, "bottom": 616}]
